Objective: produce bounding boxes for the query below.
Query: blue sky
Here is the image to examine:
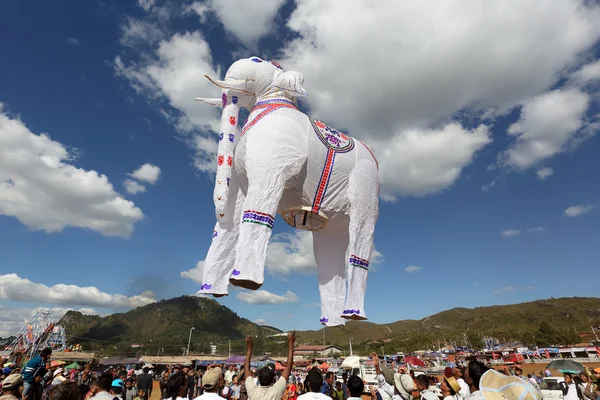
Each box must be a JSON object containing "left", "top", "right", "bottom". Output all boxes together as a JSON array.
[{"left": 1, "top": 0, "right": 600, "bottom": 337}]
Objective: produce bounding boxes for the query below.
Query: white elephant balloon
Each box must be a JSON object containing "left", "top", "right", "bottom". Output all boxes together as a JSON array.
[{"left": 195, "top": 57, "right": 379, "bottom": 326}]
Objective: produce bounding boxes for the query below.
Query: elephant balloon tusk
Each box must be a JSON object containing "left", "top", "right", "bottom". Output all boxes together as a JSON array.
[
  {"left": 203, "top": 74, "right": 255, "bottom": 95},
  {"left": 194, "top": 97, "right": 222, "bottom": 106}
]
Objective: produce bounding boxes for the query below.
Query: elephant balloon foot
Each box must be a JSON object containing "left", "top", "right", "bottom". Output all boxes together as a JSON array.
[
  {"left": 341, "top": 314, "right": 368, "bottom": 321},
  {"left": 229, "top": 277, "right": 263, "bottom": 291},
  {"left": 212, "top": 293, "right": 227, "bottom": 298}
]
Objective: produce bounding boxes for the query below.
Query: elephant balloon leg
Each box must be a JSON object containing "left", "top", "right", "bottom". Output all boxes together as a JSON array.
[
  {"left": 342, "top": 165, "right": 379, "bottom": 321},
  {"left": 199, "top": 181, "right": 246, "bottom": 296},
  {"left": 313, "top": 219, "right": 349, "bottom": 327}
]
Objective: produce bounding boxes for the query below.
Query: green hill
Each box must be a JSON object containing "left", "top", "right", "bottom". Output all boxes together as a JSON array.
[
  {"left": 59, "top": 296, "right": 600, "bottom": 356},
  {"left": 296, "top": 297, "right": 600, "bottom": 353},
  {"left": 59, "top": 296, "right": 282, "bottom": 356}
]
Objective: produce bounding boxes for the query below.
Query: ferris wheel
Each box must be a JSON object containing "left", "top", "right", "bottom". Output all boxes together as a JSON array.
[{"left": 6, "top": 311, "right": 67, "bottom": 357}]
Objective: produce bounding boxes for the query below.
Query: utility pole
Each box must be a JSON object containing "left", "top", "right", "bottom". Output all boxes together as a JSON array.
[
  {"left": 323, "top": 327, "right": 326, "bottom": 346},
  {"left": 186, "top": 327, "right": 195, "bottom": 356},
  {"left": 592, "top": 326, "right": 599, "bottom": 342},
  {"left": 229, "top": 340, "right": 231, "bottom": 357},
  {"left": 349, "top": 338, "right": 353, "bottom": 356}
]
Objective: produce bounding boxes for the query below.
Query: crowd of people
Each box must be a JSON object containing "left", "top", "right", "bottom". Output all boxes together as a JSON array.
[{"left": 5, "top": 337, "right": 600, "bottom": 400}]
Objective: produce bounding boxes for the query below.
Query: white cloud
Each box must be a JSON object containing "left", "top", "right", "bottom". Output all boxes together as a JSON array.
[
  {"left": 501, "top": 229, "right": 521, "bottom": 238},
  {"left": 523, "top": 286, "right": 536, "bottom": 291},
  {"left": 190, "top": 0, "right": 285, "bottom": 46},
  {"left": 526, "top": 226, "right": 547, "bottom": 234},
  {"left": 266, "top": 230, "right": 384, "bottom": 275},
  {"left": 0, "top": 305, "right": 98, "bottom": 337},
  {"left": 180, "top": 260, "right": 205, "bottom": 284},
  {"left": 492, "top": 286, "right": 516, "bottom": 294},
  {"left": 481, "top": 180, "right": 496, "bottom": 192},
  {"left": 66, "top": 37, "right": 80, "bottom": 46},
  {"left": 123, "top": 179, "right": 146, "bottom": 195},
  {"left": 572, "top": 60, "right": 600, "bottom": 83},
  {"left": 119, "top": 17, "right": 164, "bottom": 47},
  {"left": 280, "top": 1, "right": 600, "bottom": 137},
  {"left": 138, "top": 0, "right": 155, "bottom": 12},
  {"left": 0, "top": 105, "right": 144, "bottom": 237},
  {"left": 536, "top": 167, "right": 554, "bottom": 180},
  {"left": 237, "top": 290, "right": 298, "bottom": 305},
  {"left": 115, "top": 32, "right": 221, "bottom": 172},
  {"left": 0, "top": 273, "right": 156, "bottom": 309},
  {"left": 503, "top": 89, "right": 590, "bottom": 169},
  {"left": 128, "top": 163, "right": 161, "bottom": 184},
  {"left": 254, "top": 318, "right": 268, "bottom": 325},
  {"left": 564, "top": 204, "right": 595, "bottom": 217},
  {"left": 373, "top": 124, "right": 491, "bottom": 199},
  {"left": 404, "top": 266, "right": 422, "bottom": 273}
]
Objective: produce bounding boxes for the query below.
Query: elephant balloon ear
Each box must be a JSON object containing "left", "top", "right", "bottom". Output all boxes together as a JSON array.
[{"left": 273, "top": 71, "right": 308, "bottom": 97}]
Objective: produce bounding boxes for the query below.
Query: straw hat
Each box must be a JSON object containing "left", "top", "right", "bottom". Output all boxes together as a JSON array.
[
  {"left": 480, "top": 369, "right": 541, "bottom": 400},
  {"left": 394, "top": 373, "right": 415, "bottom": 398},
  {"left": 444, "top": 376, "right": 462, "bottom": 394}
]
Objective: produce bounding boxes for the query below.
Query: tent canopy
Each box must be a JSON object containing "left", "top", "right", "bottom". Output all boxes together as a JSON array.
[
  {"left": 226, "top": 355, "right": 245, "bottom": 364},
  {"left": 65, "top": 362, "right": 80, "bottom": 371}
]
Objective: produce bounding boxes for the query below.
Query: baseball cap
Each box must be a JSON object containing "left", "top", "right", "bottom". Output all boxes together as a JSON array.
[
  {"left": 112, "top": 379, "right": 124, "bottom": 387},
  {"left": 2, "top": 374, "right": 24, "bottom": 390},
  {"left": 203, "top": 367, "right": 222, "bottom": 389}
]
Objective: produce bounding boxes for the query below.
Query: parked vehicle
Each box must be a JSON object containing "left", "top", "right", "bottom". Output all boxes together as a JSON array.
[{"left": 540, "top": 377, "right": 565, "bottom": 400}]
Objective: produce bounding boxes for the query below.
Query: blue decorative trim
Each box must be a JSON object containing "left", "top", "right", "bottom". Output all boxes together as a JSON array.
[
  {"left": 320, "top": 317, "right": 329, "bottom": 324},
  {"left": 343, "top": 309, "right": 360, "bottom": 315},
  {"left": 232, "top": 269, "right": 241, "bottom": 276},
  {"left": 200, "top": 283, "right": 212, "bottom": 290}
]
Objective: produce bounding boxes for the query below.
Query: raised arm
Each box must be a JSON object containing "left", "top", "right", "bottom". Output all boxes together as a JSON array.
[
  {"left": 244, "top": 336, "right": 253, "bottom": 380},
  {"left": 371, "top": 353, "right": 382, "bottom": 375},
  {"left": 282, "top": 331, "right": 296, "bottom": 381}
]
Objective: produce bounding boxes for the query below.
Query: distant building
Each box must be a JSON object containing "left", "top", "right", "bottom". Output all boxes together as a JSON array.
[{"left": 294, "top": 345, "right": 343, "bottom": 357}]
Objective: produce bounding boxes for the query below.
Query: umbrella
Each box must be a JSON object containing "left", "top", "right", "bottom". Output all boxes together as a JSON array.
[
  {"left": 546, "top": 359, "right": 584, "bottom": 373},
  {"left": 320, "top": 362, "right": 329, "bottom": 371},
  {"left": 403, "top": 356, "right": 426, "bottom": 368},
  {"left": 65, "top": 362, "right": 80, "bottom": 372},
  {"left": 50, "top": 360, "right": 66, "bottom": 368}
]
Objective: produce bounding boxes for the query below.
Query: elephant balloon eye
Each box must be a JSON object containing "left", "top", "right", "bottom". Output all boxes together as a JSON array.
[
  {"left": 251, "top": 57, "right": 263, "bottom": 63},
  {"left": 268, "top": 60, "right": 284, "bottom": 70}
]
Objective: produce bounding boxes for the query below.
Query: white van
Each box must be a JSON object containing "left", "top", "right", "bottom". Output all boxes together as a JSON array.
[
  {"left": 336, "top": 356, "right": 378, "bottom": 392},
  {"left": 540, "top": 377, "right": 565, "bottom": 400}
]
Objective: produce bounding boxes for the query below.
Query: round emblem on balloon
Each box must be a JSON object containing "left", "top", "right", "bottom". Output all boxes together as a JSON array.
[{"left": 310, "top": 118, "right": 355, "bottom": 153}]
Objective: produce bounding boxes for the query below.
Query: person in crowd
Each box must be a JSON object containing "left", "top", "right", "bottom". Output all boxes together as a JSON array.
[
  {"left": 133, "top": 390, "right": 144, "bottom": 400},
  {"left": 561, "top": 373, "right": 579, "bottom": 400},
  {"left": 340, "top": 373, "right": 348, "bottom": 400},
  {"left": 78, "top": 368, "right": 92, "bottom": 387},
  {"left": 346, "top": 376, "right": 363, "bottom": 400},
  {"left": 89, "top": 374, "right": 114, "bottom": 400},
  {"left": 297, "top": 369, "right": 330, "bottom": 400},
  {"left": 225, "top": 368, "right": 235, "bottom": 386},
  {"left": 193, "top": 367, "right": 223, "bottom": 400},
  {"left": 123, "top": 380, "right": 136, "bottom": 400},
  {"left": 243, "top": 332, "right": 295, "bottom": 400},
  {"left": 440, "top": 376, "right": 461, "bottom": 400},
  {"left": 83, "top": 379, "right": 99, "bottom": 400},
  {"left": 287, "top": 379, "right": 297, "bottom": 400},
  {"left": 135, "top": 369, "right": 152, "bottom": 400},
  {"left": 453, "top": 368, "right": 470, "bottom": 399},
  {"left": 1, "top": 374, "right": 25, "bottom": 400},
  {"left": 194, "top": 371, "right": 203, "bottom": 399},
  {"left": 160, "top": 372, "right": 170, "bottom": 399},
  {"left": 415, "top": 375, "right": 437, "bottom": 400},
  {"left": 464, "top": 361, "right": 489, "bottom": 400},
  {"left": 110, "top": 380, "right": 123, "bottom": 400},
  {"left": 331, "top": 383, "right": 343, "bottom": 400},
  {"left": 164, "top": 373, "right": 188, "bottom": 400},
  {"left": 181, "top": 365, "right": 194, "bottom": 400},
  {"left": 230, "top": 376, "right": 241, "bottom": 400},
  {"left": 371, "top": 352, "right": 414, "bottom": 400},
  {"left": 320, "top": 374, "right": 334, "bottom": 398},
  {"left": 29, "top": 368, "right": 47, "bottom": 400},
  {"left": 23, "top": 349, "right": 53, "bottom": 398},
  {"left": 48, "top": 382, "right": 80, "bottom": 400}
]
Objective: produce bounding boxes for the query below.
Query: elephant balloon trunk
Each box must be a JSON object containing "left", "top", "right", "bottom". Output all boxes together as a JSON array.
[{"left": 214, "top": 93, "right": 240, "bottom": 224}]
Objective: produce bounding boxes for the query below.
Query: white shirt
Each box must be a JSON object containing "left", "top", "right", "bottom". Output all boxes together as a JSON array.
[
  {"left": 421, "top": 390, "right": 439, "bottom": 400},
  {"left": 194, "top": 393, "right": 223, "bottom": 400},
  {"left": 90, "top": 392, "right": 116, "bottom": 400},
  {"left": 376, "top": 375, "right": 406, "bottom": 400},
  {"left": 225, "top": 371, "right": 235, "bottom": 384},
  {"left": 297, "top": 393, "right": 332, "bottom": 400},
  {"left": 564, "top": 383, "right": 579, "bottom": 400},
  {"left": 457, "top": 379, "right": 470, "bottom": 398},
  {"left": 466, "top": 391, "right": 483, "bottom": 400},
  {"left": 246, "top": 376, "right": 287, "bottom": 400}
]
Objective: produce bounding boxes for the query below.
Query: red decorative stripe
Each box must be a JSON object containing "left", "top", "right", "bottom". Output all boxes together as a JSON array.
[
  {"left": 360, "top": 141, "right": 379, "bottom": 168},
  {"left": 350, "top": 254, "right": 369, "bottom": 264},
  {"left": 312, "top": 149, "right": 336, "bottom": 213},
  {"left": 243, "top": 210, "right": 274, "bottom": 218},
  {"left": 241, "top": 102, "right": 297, "bottom": 137}
]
